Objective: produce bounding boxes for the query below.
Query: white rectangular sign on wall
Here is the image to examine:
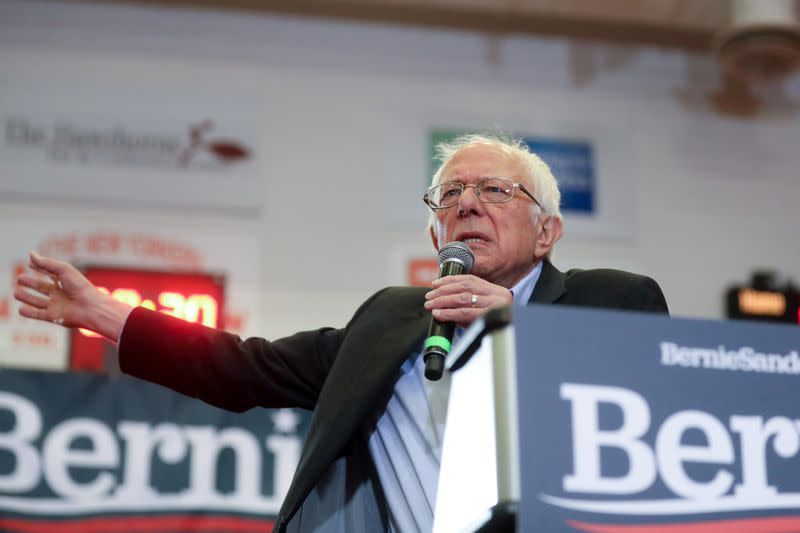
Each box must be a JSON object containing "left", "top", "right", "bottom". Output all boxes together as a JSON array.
[
  {"left": 0, "top": 74, "right": 265, "bottom": 214},
  {"left": 0, "top": 214, "right": 262, "bottom": 371}
]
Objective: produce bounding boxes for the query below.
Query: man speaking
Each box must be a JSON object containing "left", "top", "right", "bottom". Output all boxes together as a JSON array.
[{"left": 14, "top": 133, "right": 668, "bottom": 532}]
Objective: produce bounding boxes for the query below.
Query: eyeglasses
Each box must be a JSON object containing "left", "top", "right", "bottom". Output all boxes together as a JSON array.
[{"left": 423, "top": 177, "right": 541, "bottom": 210}]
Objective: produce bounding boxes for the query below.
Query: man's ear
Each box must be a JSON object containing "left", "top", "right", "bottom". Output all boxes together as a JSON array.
[
  {"left": 429, "top": 225, "right": 440, "bottom": 252},
  {"left": 534, "top": 216, "right": 563, "bottom": 259}
]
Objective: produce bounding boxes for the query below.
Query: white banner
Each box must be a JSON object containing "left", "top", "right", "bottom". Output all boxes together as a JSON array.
[{"left": 0, "top": 74, "right": 265, "bottom": 214}]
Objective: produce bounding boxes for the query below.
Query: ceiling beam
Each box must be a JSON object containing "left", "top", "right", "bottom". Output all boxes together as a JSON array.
[{"left": 83, "top": 0, "right": 727, "bottom": 51}]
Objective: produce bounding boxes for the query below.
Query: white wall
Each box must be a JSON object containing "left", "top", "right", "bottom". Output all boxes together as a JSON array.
[{"left": 1, "top": 0, "right": 799, "bottom": 362}]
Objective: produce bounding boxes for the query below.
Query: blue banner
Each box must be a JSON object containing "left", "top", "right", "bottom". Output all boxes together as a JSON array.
[
  {"left": 522, "top": 138, "right": 594, "bottom": 214},
  {"left": 515, "top": 306, "right": 800, "bottom": 533},
  {"left": 0, "top": 369, "right": 310, "bottom": 533}
]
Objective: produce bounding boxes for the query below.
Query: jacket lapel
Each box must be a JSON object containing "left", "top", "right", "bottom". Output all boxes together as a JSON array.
[
  {"left": 277, "top": 294, "right": 429, "bottom": 529},
  {"left": 528, "top": 259, "right": 566, "bottom": 304}
]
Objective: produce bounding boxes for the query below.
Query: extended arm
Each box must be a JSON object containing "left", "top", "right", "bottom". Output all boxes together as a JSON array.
[
  {"left": 118, "top": 307, "right": 345, "bottom": 411},
  {"left": 14, "top": 252, "right": 381, "bottom": 412}
]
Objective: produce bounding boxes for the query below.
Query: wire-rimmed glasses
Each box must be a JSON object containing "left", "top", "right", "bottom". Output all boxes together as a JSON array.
[{"left": 423, "top": 177, "right": 541, "bottom": 210}]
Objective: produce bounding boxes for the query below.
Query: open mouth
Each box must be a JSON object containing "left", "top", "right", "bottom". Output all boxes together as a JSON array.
[{"left": 456, "top": 233, "right": 490, "bottom": 246}]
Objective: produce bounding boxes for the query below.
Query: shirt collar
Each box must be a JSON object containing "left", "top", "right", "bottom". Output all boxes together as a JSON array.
[{"left": 509, "top": 261, "right": 543, "bottom": 306}]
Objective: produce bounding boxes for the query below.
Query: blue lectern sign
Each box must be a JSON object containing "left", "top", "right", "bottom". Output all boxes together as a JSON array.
[{"left": 516, "top": 306, "right": 800, "bottom": 533}]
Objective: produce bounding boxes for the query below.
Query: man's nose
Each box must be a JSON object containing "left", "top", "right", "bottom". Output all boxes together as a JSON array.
[{"left": 457, "top": 185, "right": 484, "bottom": 216}]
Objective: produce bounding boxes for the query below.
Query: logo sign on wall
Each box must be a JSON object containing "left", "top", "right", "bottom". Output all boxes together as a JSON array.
[
  {"left": 1, "top": 77, "right": 264, "bottom": 214},
  {"left": 515, "top": 306, "right": 800, "bottom": 532},
  {"left": 0, "top": 369, "right": 309, "bottom": 533},
  {"left": 429, "top": 130, "right": 595, "bottom": 214}
]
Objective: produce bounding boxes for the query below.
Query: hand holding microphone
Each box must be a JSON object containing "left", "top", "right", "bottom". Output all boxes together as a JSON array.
[
  {"left": 422, "top": 241, "right": 474, "bottom": 381},
  {"left": 423, "top": 241, "right": 514, "bottom": 380}
]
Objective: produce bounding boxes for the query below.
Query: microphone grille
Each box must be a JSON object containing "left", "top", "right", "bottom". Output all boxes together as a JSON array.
[{"left": 437, "top": 241, "right": 475, "bottom": 273}]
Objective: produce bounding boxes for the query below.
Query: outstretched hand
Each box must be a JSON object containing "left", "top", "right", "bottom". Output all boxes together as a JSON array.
[
  {"left": 14, "top": 251, "right": 130, "bottom": 340},
  {"left": 424, "top": 274, "right": 513, "bottom": 327}
]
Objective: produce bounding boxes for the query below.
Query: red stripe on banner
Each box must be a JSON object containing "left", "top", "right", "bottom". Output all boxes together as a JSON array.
[
  {"left": 567, "top": 516, "right": 800, "bottom": 533},
  {"left": 0, "top": 515, "right": 275, "bottom": 533}
]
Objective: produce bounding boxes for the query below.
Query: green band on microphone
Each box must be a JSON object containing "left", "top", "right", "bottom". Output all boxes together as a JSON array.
[{"left": 424, "top": 335, "right": 451, "bottom": 353}]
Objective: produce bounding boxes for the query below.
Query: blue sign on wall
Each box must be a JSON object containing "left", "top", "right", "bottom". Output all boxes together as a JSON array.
[
  {"left": 429, "top": 130, "right": 596, "bottom": 215},
  {"left": 523, "top": 138, "right": 594, "bottom": 214}
]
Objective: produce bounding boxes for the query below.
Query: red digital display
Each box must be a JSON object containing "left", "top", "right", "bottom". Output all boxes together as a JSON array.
[{"left": 69, "top": 266, "right": 225, "bottom": 372}]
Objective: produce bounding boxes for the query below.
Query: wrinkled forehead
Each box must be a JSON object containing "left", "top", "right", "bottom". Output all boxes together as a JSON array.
[{"left": 437, "top": 143, "right": 531, "bottom": 187}]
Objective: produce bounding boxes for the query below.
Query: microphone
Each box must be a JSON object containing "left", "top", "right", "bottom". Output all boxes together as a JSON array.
[{"left": 423, "top": 241, "right": 475, "bottom": 381}]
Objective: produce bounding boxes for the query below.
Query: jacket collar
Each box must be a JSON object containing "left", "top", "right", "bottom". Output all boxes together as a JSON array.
[{"left": 529, "top": 259, "right": 566, "bottom": 304}]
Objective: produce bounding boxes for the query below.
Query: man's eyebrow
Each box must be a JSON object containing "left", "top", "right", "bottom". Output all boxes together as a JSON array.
[
  {"left": 441, "top": 175, "right": 486, "bottom": 182},
  {"left": 441, "top": 176, "right": 503, "bottom": 183}
]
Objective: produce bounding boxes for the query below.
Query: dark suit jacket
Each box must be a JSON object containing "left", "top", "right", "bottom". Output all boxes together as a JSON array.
[{"left": 119, "top": 260, "right": 668, "bottom": 531}]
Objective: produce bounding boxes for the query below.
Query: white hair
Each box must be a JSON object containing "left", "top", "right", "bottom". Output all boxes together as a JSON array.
[{"left": 426, "top": 133, "right": 563, "bottom": 236}]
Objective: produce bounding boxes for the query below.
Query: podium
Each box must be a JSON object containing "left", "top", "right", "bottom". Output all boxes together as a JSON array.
[
  {"left": 433, "top": 306, "right": 517, "bottom": 533},
  {"left": 433, "top": 305, "right": 800, "bottom": 533}
]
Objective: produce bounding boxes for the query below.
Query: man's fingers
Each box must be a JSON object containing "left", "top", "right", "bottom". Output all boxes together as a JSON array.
[
  {"left": 425, "top": 292, "right": 484, "bottom": 310},
  {"left": 16, "top": 274, "right": 56, "bottom": 296},
  {"left": 430, "top": 275, "right": 474, "bottom": 293},
  {"left": 13, "top": 284, "right": 50, "bottom": 309},
  {"left": 28, "top": 252, "right": 81, "bottom": 293},
  {"left": 29, "top": 251, "right": 53, "bottom": 273},
  {"left": 29, "top": 251, "right": 71, "bottom": 278},
  {"left": 28, "top": 256, "right": 60, "bottom": 287},
  {"left": 18, "top": 303, "right": 50, "bottom": 322},
  {"left": 432, "top": 274, "right": 472, "bottom": 285},
  {"left": 426, "top": 277, "right": 479, "bottom": 301},
  {"left": 431, "top": 307, "right": 479, "bottom": 324},
  {"left": 426, "top": 274, "right": 513, "bottom": 328}
]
